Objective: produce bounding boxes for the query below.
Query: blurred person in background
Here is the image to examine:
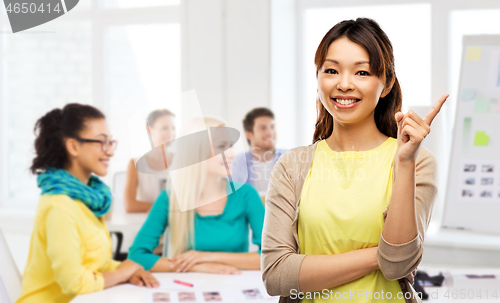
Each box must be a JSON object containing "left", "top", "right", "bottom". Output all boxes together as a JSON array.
[
  {"left": 124, "top": 109, "right": 176, "bottom": 213},
  {"left": 231, "top": 108, "right": 287, "bottom": 198}
]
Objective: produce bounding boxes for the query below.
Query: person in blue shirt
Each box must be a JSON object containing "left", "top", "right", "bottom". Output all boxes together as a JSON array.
[
  {"left": 129, "top": 117, "right": 264, "bottom": 275},
  {"left": 231, "top": 108, "right": 287, "bottom": 197}
]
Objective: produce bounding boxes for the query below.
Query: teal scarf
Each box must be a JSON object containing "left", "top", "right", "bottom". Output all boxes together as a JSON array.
[{"left": 37, "top": 167, "right": 112, "bottom": 217}]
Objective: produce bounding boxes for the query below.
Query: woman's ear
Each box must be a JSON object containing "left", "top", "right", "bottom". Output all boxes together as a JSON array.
[
  {"left": 65, "top": 138, "right": 79, "bottom": 157},
  {"left": 146, "top": 125, "right": 151, "bottom": 133},
  {"left": 381, "top": 77, "right": 396, "bottom": 98}
]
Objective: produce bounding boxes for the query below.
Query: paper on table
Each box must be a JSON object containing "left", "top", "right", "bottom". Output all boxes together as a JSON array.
[
  {"left": 144, "top": 289, "right": 240, "bottom": 303},
  {"left": 450, "top": 274, "right": 500, "bottom": 291},
  {"left": 220, "top": 271, "right": 263, "bottom": 287},
  {"left": 220, "top": 272, "right": 276, "bottom": 301}
]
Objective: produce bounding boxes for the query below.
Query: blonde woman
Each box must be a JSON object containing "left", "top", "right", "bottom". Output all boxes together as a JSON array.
[{"left": 129, "top": 117, "right": 264, "bottom": 274}]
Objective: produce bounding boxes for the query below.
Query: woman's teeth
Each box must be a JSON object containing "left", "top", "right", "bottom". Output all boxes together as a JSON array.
[{"left": 334, "top": 98, "right": 360, "bottom": 105}]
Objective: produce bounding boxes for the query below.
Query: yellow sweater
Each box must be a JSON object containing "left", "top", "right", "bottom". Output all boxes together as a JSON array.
[
  {"left": 298, "top": 138, "right": 404, "bottom": 302},
  {"left": 17, "top": 195, "right": 120, "bottom": 303}
]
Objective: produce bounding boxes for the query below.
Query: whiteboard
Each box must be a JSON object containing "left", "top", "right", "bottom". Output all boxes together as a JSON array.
[{"left": 442, "top": 35, "right": 500, "bottom": 234}]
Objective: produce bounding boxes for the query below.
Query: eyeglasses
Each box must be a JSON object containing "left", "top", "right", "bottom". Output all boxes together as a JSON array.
[{"left": 75, "top": 138, "right": 118, "bottom": 152}]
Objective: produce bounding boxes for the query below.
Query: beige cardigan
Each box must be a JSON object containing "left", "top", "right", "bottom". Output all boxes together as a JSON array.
[{"left": 261, "top": 142, "right": 438, "bottom": 303}]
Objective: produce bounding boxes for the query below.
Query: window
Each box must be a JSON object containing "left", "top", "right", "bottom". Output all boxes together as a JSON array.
[
  {"left": 0, "top": 2, "right": 182, "bottom": 207},
  {"left": 105, "top": 23, "right": 181, "bottom": 184}
]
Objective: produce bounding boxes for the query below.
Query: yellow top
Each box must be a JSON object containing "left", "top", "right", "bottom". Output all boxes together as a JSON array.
[
  {"left": 298, "top": 137, "right": 405, "bottom": 302},
  {"left": 17, "top": 195, "right": 120, "bottom": 303}
]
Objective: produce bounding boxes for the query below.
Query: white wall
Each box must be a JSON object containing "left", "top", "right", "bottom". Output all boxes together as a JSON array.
[{"left": 184, "top": 0, "right": 272, "bottom": 149}]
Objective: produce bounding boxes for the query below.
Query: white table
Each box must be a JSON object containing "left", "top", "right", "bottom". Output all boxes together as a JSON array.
[
  {"left": 72, "top": 266, "right": 500, "bottom": 303},
  {"left": 73, "top": 270, "right": 279, "bottom": 303},
  {"left": 420, "top": 266, "right": 500, "bottom": 302}
]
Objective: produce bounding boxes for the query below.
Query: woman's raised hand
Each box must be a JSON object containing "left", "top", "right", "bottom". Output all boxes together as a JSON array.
[{"left": 395, "top": 94, "right": 449, "bottom": 163}]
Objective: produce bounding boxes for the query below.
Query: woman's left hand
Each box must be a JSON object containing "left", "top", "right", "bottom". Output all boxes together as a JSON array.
[
  {"left": 169, "top": 250, "right": 215, "bottom": 272},
  {"left": 128, "top": 269, "right": 160, "bottom": 288},
  {"left": 395, "top": 94, "right": 449, "bottom": 163}
]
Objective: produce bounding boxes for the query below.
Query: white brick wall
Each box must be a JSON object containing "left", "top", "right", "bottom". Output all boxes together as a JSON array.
[{"left": 3, "top": 21, "right": 93, "bottom": 205}]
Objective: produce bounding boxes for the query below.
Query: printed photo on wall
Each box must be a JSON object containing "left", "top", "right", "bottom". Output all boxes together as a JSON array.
[
  {"left": 462, "top": 189, "right": 474, "bottom": 197},
  {"left": 480, "top": 190, "right": 492, "bottom": 198},
  {"left": 464, "top": 164, "right": 477, "bottom": 172},
  {"left": 482, "top": 164, "right": 494, "bottom": 172},
  {"left": 481, "top": 177, "right": 494, "bottom": 185},
  {"left": 465, "top": 177, "right": 475, "bottom": 185}
]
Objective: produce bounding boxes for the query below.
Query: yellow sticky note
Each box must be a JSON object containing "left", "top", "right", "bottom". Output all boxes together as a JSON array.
[
  {"left": 473, "top": 131, "right": 489, "bottom": 146},
  {"left": 466, "top": 46, "right": 482, "bottom": 61}
]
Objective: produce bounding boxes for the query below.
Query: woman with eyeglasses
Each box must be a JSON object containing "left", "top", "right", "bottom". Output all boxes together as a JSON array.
[{"left": 17, "top": 103, "right": 159, "bottom": 303}]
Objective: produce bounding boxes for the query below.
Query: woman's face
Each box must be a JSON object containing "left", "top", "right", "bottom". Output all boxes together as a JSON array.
[
  {"left": 206, "top": 127, "right": 236, "bottom": 178},
  {"left": 317, "top": 36, "right": 390, "bottom": 126},
  {"left": 72, "top": 118, "right": 114, "bottom": 177},
  {"left": 149, "top": 115, "right": 176, "bottom": 147}
]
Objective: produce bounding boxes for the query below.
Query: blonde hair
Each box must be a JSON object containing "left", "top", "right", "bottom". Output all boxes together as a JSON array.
[{"left": 167, "top": 117, "right": 226, "bottom": 257}]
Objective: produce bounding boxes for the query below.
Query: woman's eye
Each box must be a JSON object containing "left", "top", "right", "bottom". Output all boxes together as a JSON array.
[
  {"left": 357, "top": 71, "right": 370, "bottom": 76},
  {"left": 324, "top": 69, "right": 337, "bottom": 74}
]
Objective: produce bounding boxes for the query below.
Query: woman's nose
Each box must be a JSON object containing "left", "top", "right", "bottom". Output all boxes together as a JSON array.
[
  {"left": 337, "top": 74, "right": 354, "bottom": 91},
  {"left": 106, "top": 148, "right": 115, "bottom": 157}
]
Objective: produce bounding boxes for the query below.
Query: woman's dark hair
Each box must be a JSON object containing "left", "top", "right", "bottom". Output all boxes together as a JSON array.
[
  {"left": 146, "top": 109, "right": 175, "bottom": 127},
  {"left": 30, "top": 103, "right": 105, "bottom": 174},
  {"left": 312, "top": 18, "right": 402, "bottom": 143}
]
